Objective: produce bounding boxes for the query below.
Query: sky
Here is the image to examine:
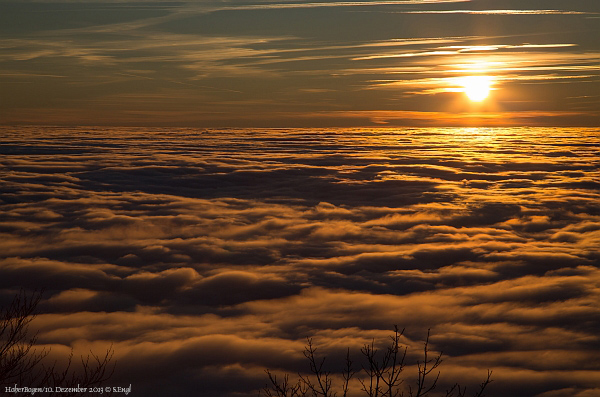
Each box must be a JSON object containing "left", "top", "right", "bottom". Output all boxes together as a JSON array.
[
  {"left": 1, "top": 126, "right": 599, "bottom": 396},
  {"left": 1, "top": 0, "right": 600, "bottom": 126}
]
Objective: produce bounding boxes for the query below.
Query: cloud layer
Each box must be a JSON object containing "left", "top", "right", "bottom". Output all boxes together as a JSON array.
[{"left": 1, "top": 126, "right": 599, "bottom": 396}]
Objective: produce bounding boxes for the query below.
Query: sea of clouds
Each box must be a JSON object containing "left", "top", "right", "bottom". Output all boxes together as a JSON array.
[{"left": 1, "top": 126, "right": 599, "bottom": 396}]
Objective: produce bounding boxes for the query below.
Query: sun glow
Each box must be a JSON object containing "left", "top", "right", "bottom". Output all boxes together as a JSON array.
[{"left": 460, "top": 75, "right": 493, "bottom": 102}]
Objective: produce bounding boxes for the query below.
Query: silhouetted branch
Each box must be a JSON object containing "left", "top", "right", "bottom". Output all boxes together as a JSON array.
[
  {"left": 358, "top": 325, "right": 406, "bottom": 397},
  {"left": 473, "top": 370, "right": 492, "bottom": 397},
  {"left": 342, "top": 348, "right": 355, "bottom": 397},
  {"left": 359, "top": 339, "right": 380, "bottom": 397},
  {"left": 410, "top": 330, "right": 442, "bottom": 397},
  {"left": 445, "top": 370, "right": 492, "bottom": 397},
  {"left": 263, "top": 326, "right": 492, "bottom": 397},
  {"left": 299, "top": 338, "right": 334, "bottom": 397},
  {"left": 0, "top": 290, "right": 48, "bottom": 387},
  {"left": 0, "top": 289, "right": 116, "bottom": 396},
  {"left": 264, "top": 370, "right": 307, "bottom": 397}
]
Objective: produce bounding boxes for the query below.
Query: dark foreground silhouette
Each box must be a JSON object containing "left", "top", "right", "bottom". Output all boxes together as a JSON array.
[
  {"left": 0, "top": 290, "right": 114, "bottom": 396},
  {"left": 264, "top": 326, "right": 492, "bottom": 397}
]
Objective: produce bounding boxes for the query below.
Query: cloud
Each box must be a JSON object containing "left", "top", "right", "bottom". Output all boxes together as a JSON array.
[
  {"left": 1, "top": 122, "right": 600, "bottom": 394},
  {"left": 397, "top": 10, "right": 597, "bottom": 15}
]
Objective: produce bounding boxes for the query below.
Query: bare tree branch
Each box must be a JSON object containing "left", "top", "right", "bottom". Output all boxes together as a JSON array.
[
  {"left": 0, "top": 290, "right": 116, "bottom": 397},
  {"left": 473, "top": 370, "right": 492, "bottom": 397},
  {"left": 342, "top": 348, "right": 355, "bottom": 397},
  {"left": 264, "top": 370, "right": 307, "bottom": 397},
  {"left": 0, "top": 290, "right": 48, "bottom": 387},
  {"left": 299, "top": 338, "right": 334, "bottom": 397},
  {"left": 263, "top": 327, "right": 492, "bottom": 397},
  {"left": 409, "top": 329, "right": 442, "bottom": 397}
]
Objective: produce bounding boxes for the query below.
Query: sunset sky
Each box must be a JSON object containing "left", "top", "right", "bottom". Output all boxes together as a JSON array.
[{"left": 1, "top": 0, "right": 599, "bottom": 126}]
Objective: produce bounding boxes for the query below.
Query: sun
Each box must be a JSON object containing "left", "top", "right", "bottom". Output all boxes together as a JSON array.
[{"left": 460, "top": 75, "right": 493, "bottom": 102}]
